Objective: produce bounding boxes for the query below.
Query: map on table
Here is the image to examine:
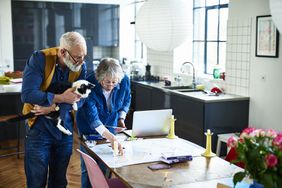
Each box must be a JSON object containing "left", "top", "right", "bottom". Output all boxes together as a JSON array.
[{"left": 86, "top": 138, "right": 204, "bottom": 168}]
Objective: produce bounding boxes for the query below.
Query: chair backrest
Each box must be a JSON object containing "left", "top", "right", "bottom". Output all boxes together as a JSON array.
[
  {"left": 76, "top": 149, "right": 109, "bottom": 188},
  {"left": 225, "top": 147, "right": 245, "bottom": 168}
]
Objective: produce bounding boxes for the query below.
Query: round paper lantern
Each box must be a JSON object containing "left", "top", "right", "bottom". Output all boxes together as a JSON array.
[
  {"left": 269, "top": 0, "right": 282, "bottom": 33},
  {"left": 135, "top": 0, "right": 191, "bottom": 52}
]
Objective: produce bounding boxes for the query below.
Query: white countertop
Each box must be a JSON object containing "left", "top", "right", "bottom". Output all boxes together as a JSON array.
[
  {"left": 0, "top": 83, "right": 22, "bottom": 93},
  {"left": 132, "top": 81, "right": 249, "bottom": 103}
]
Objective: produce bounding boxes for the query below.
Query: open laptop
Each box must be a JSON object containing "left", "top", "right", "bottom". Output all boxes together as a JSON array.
[{"left": 131, "top": 109, "right": 173, "bottom": 137}]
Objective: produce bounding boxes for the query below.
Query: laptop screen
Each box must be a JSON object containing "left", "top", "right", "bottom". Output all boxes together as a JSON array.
[{"left": 132, "top": 109, "right": 172, "bottom": 137}]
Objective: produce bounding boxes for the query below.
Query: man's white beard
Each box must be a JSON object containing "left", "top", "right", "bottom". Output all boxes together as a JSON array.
[{"left": 64, "top": 56, "right": 82, "bottom": 72}]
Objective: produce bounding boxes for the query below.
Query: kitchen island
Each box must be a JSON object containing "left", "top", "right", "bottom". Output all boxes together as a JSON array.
[{"left": 130, "top": 81, "right": 249, "bottom": 154}]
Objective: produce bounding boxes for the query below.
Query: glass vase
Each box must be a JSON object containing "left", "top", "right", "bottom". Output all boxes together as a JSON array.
[{"left": 249, "top": 180, "right": 264, "bottom": 188}]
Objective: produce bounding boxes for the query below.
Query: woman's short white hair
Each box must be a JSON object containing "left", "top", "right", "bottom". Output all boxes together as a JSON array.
[
  {"left": 95, "top": 57, "right": 124, "bottom": 83},
  {"left": 59, "top": 31, "right": 86, "bottom": 51}
]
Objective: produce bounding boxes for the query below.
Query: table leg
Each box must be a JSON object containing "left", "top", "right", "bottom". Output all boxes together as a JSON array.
[{"left": 216, "top": 139, "right": 221, "bottom": 156}]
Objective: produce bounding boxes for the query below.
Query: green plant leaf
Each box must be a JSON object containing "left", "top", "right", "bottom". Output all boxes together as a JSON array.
[
  {"left": 260, "top": 173, "right": 273, "bottom": 188},
  {"left": 277, "top": 177, "right": 282, "bottom": 188},
  {"left": 233, "top": 171, "right": 246, "bottom": 186}
]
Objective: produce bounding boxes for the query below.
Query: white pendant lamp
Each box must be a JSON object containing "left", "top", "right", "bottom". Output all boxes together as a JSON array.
[
  {"left": 269, "top": 0, "right": 282, "bottom": 33},
  {"left": 135, "top": 0, "right": 191, "bottom": 52}
]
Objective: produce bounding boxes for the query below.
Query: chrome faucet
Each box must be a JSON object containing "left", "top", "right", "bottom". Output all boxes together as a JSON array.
[{"left": 181, "top": 62, "right": 196, "bottom": 89}]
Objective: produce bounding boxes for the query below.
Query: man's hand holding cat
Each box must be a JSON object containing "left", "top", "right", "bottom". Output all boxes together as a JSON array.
[
  {"left": 31, "top": 104, "right": 57, "bottom": 115},
  {"left": 54, "top": 87, "right": 81, "bottom": 104}
]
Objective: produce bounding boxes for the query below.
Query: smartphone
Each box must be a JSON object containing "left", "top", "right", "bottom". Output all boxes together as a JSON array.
[{"left": 148, "top": 163, "right": 171, "bottom": 170}]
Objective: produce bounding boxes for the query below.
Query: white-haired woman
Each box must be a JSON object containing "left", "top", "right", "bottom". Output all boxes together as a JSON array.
[{"left": 76, "top": 57, "right": 131, "bottom": 188}]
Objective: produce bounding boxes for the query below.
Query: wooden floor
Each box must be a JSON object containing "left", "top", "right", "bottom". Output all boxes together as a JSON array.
[{"left": 0, "top": 134, "right": 82, "bottom": 188}]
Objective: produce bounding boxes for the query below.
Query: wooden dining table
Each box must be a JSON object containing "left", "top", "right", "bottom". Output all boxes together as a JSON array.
[{"left": 81, "top": 134, "right": 242, "bottom": 188}]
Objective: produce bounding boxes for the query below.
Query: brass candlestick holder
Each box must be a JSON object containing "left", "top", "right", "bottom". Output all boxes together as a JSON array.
[
  {"left": 167, "top": 115, "right": 178, "bottom": 139},
  {"left": 201, "top": 129, "right": 216, "bottom": 157}
]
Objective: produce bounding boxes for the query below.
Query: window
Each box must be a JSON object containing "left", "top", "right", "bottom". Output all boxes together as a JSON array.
[
  {"left": 120, "top": 1, "right": 146, "bottom": 63},
  {"left": 193, "top": 0, "right": 229, "bottom": 75},
  {"left": 134, "top": 2, "right": 147, "bottom": 61}
]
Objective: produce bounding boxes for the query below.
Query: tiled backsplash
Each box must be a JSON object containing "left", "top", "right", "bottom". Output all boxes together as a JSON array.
[
  {"left": 223, "top": 18, "right": 252, "bottom": 96},
  {"left": 147, "top": 50, "right": 174, "bottom": 79}
]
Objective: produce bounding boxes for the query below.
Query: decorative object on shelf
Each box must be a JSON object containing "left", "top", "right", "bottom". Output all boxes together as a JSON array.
[
  {"left": 269, "top": 0, "right": 282, "bottom": 33},
  {"left": 227, "top": 127, "right": 282, "bottom": 188},
  {"left": 255, "top": 15, "right": 279, "bottom": 57},
  {"left": 135, "top": 0, "right": 191, "bottom": 51},
  {"left": 167, "top": 115, "right": 178, "bottom": 139},
  {"left": 201, "top": 129, "right": 216, "bottom": 157}
]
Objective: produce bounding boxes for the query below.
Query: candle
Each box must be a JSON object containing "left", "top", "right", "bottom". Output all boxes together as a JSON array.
[
  {"left": 113, "top": 141, "right": 119, "bottom": 156},
  {"left": 167, "top": 115, "right": 178, "bottom": 139},
  {"left": 207, "top": 129, "right": 211, "bottom": 134},
  {"left": 171, "top": 115, "right": 175, "bottom": 132}
]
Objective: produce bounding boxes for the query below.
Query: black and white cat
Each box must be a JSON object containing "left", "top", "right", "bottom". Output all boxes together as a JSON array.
[{"left": 6, "top": 80, "right": 95, "bottom": 135}]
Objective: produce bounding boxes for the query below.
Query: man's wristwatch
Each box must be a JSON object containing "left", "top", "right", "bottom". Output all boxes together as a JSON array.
[
  {"left": 52, "top": 104, "right": 59, "bottom": 112},
  {"left": 54, "top": 105, "right": 60, "bottom": 111}
]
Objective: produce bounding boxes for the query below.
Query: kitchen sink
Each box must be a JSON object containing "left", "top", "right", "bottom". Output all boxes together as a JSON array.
[
  {"left": 163, "top": 85, "right": 195, "bottom": 90},
  {"left": 163, "top": 85, "right": 202, "bottom": 92},
  {"left": 177, "top": 89, "right": 202, "bottom": 92}
]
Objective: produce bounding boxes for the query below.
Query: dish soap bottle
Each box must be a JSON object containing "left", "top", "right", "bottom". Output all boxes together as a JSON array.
[{"left": 213, "top": 65, "right": 221, "bottom": 79}]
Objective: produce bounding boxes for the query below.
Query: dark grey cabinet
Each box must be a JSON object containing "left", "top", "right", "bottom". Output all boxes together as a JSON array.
[
  {"left": 133, "top": 82, "right": 169, "bottom": 111},
  {"left": 170, "top": 94, "right": 204, "bottom": 145},
  {"left": 135, "top": 83, "right": 152, "bottom": 111},
  {"left": 170, "top": 92, "right": 249, "bottom": 151},
  {"left": 81, "top": 4, "right": 119, "bottom": 47},
  {"left": 0, "top": 93, "right": 25, "bottom": 141},
  {"left": 12, "top": 1, "right": 119, "bottom": 71},
  {"left": 151, "top": 87, "right": 170, "bottom": 110}
]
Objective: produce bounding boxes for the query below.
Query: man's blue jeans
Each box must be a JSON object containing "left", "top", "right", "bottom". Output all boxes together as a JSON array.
[{"left": 24, "top": 126, "right": 73, "bottom": 188}]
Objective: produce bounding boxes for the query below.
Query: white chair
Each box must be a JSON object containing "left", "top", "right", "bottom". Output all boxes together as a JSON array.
[{"left": 216, "top": 133, "right": 239, "bottom": 157}]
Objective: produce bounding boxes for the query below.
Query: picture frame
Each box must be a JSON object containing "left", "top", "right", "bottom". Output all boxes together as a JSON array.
[{"left": 255, "top": 15, "right": 279, "bottom": 57}]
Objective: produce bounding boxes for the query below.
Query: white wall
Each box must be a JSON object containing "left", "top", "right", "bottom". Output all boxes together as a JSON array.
[
  {"left": 0, "top": 0, "right": 13, "bottom": 72},
  {"left": 229, "top": 0, "right": 282, "bottom": 131}
]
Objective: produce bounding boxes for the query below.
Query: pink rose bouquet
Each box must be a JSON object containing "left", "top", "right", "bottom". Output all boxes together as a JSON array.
[{"left": 227, "top": 127, "right": 282, "bottom": 188}]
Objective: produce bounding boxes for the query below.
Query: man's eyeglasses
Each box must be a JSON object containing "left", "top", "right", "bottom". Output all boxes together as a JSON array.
[{"left": 64, "top": 48, "right": 88, "bottom": 64}]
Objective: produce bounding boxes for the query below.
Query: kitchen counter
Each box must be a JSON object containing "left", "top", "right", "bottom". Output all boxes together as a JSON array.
[
  {"left": 0, "top": 83, "right": 22, "bottom": 93},
  {"left": 131, "top": 81, "right": 249, "bottom": 152},
  {"left": 131, "top": 80, "right": 249, "bottom": 103},
  {"left": 130, "top": 80, "right": 249, "bottom": 152}
]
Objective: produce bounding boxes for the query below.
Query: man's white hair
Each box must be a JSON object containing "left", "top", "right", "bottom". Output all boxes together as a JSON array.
[{"left": 59, "top": 31, "right": 86, "bottom": 51}]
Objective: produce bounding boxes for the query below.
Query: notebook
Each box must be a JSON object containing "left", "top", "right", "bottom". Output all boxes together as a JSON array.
[{"left": 131, "top": 109, "right": 172, "bottom": 137}]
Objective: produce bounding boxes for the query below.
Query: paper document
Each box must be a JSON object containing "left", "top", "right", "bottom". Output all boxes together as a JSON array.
[{"left": 86, "top": 138, "right": 204, "bottom": 168}]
